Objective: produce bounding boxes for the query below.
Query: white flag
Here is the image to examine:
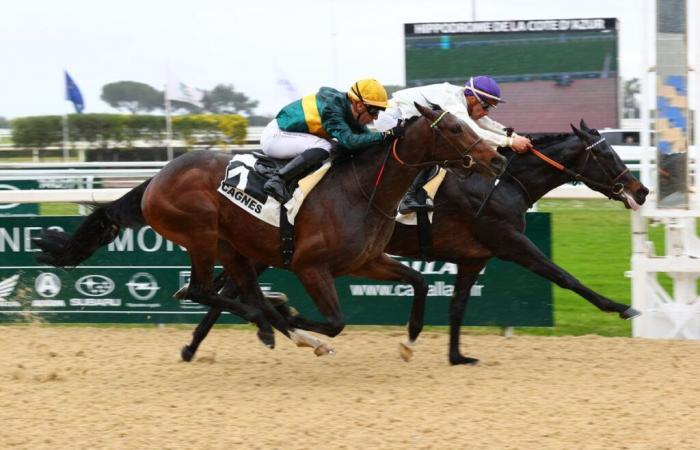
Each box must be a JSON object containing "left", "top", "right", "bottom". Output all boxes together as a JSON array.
[{"left": 167, "top": 79, "right": 204, "bottom": 108}]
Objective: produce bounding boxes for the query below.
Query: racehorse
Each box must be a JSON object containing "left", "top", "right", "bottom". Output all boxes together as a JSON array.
[
  {"left": 178, "top": 120, "right": 649, "bottom": 363},
  {"left": 34, "top": 103, "right": 506, "bottom": 350}
]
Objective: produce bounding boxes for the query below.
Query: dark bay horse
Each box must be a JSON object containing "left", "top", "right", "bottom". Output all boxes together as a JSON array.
[
  {"left": 180, "top": 120, "right": 648, "bottom": 363},
  {"left": 34, "top": 103, "right": 506, "bottom": 350}
]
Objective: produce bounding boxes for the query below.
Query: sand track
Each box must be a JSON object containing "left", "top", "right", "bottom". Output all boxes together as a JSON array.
[{"left": 2, "top": 326, "right": 699, "bottom": 449}]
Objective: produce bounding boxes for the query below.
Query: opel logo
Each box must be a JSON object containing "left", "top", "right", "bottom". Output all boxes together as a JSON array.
[
  {"left": 75, "top": 275, "right": 115, "bottom": 297},
  {"left": 126, "top": 272, "right": 160, "bottom": 301}
]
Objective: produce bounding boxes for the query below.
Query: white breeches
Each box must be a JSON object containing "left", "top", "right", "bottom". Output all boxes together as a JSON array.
[{"left": 261, "top": 119, "right": 333, "bottom": 159}]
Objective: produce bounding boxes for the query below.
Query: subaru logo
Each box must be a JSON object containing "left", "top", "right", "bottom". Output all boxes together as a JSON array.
[{"left": 75, "top": 275, "right": 115, "bottom": 297}]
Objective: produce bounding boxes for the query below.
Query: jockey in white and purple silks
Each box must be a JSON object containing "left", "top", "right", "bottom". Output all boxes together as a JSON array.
[{"left": 374, "top": 76, "right": 533, "bottom": 213}]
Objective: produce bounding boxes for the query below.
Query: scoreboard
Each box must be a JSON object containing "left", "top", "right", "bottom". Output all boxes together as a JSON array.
[{"left": 404, "top": 18, "right": 619, "bottom": 133}]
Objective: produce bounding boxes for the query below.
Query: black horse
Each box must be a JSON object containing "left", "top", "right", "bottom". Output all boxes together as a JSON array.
[{"left": 180, "top": 120, "right": 649, "bottom": 364}]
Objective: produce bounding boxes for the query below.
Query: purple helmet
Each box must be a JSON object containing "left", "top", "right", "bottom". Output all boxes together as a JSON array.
[{"left": 464, "top": 76, "right": 505, "bottom": 103}]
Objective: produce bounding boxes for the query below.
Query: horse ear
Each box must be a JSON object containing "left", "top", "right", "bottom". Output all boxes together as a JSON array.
[
  {"left": 579, "top": 119, "right": 590, "bottom": 131},
  {"left": 414, "top": 102, "right": 432, "bottom": 118},
  {"left": 570, "top": 124, "right": 585, "bottom": 139}
]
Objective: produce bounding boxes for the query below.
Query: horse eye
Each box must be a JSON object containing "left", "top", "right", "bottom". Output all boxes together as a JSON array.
[{"left": 450, "top": 125, "right": 462, "bottom": 133}]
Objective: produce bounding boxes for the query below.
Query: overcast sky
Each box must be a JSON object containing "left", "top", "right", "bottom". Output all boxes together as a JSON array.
[{"left": 0, "top": 0, "right": 664, "bottom": 119}]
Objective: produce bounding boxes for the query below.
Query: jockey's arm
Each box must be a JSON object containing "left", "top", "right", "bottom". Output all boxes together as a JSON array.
[{"left": 323, "top": 110, "right": 383, "bottom": 150}]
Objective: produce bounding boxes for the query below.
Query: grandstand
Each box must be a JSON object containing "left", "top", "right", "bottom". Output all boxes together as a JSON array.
[{"left": 405, "top": 19, "right": 619, "bottom": 133}]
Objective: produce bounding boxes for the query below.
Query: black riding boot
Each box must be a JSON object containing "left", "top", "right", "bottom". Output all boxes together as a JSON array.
[
  {"left": 263, "top": 147, "right": 328, "bottom": 203},
  {"left": 399, "top": 167, "right": 436, "bottom": 214}
]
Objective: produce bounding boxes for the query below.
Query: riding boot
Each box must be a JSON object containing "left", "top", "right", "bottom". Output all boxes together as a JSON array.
[
  {"left": 264, "top": 147, "right": 329, "bottom": 203},
  {"left": 399, "top": 167, "right": 436, "bottom": 214}
]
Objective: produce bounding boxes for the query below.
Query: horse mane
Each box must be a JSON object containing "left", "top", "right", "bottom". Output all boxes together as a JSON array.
[{"left": 531, "top": 133, "right": 573, "bottom": 148}]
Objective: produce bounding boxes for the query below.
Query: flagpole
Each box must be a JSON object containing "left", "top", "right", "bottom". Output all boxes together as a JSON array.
[
  {"left": 62, "top": 112, "right": 69, "bottom": 161},
  {"left": 165, "top": 84, "right": 173, "bottom": 161}
]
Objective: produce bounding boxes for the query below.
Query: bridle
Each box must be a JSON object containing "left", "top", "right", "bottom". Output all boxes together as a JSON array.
[
  {"left": 390, "top": 111, "right": 483, "bottom": 171},
  {"left": 356, "top": 110, "right": 486, "bottom": 219},
  {"left": 527, "top": 136, "right": 629, "bottom": 196}
]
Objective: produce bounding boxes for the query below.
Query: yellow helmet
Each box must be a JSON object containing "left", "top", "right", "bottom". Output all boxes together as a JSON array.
[{"left": 348, "top": 79, "right": 388, "bottom": 109}]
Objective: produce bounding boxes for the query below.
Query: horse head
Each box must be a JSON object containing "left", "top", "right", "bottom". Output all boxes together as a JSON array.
[
  {"left": 570, "top": 119, "right": 649, "bottom": 210},
  {"left": 411, "top": 102, "right": 506, "bottom": 178}
]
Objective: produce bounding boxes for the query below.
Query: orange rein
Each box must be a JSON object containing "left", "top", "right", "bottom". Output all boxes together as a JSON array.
[{"left": 528, "top": 146, "right": 565, "bottom": 171}]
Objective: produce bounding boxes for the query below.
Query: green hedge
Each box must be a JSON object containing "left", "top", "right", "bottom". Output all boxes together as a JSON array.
[{"left": 10, "top": 113, "right": 248, "bottom": 148}]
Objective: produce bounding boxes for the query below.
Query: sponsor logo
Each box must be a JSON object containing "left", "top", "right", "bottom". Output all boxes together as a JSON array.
[
  {"left": 0, "top": 274, "right": 20, "bottom": 307},
  {"left": 220, "top": 183, "right": 263, "bottom": 214},
  {"left": 178, "top": 270, "right": 191, "bottom": 289},
  {"left": 176, "top": 270, "right": 203, "bottom": 309},
  {"left": 35, "top": 273, "right": 61, "bottom": 298},
  {"left": 69, "top": 298, "right": 121, "bottom": 307},
  {"left": 348, "top": 281, "right": 482, "bottom": 297},
  {"left": 31, "top": 299, "right": 66, "bottom": 307},
  {"left": 126, "top": 272, "right": 159, "bottom": 301},
  {"left": 75, "top": 275, "right": 115, "bottom": 297}
]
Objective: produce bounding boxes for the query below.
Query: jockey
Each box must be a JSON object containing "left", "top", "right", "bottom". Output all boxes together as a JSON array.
[
  {"left": 374, "top": 76, "right": 533, "bottom": 214},
  {"left": 261, "top": 78, "right": 395, "bottom": 203}
]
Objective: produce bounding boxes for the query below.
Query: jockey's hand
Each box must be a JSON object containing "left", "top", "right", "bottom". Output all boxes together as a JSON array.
[
  {"left": 382, "top": 125, "right": 405, "bottom": 140},
  {"left": 511, "top": 135, "right": 532, "bottom": 154}
]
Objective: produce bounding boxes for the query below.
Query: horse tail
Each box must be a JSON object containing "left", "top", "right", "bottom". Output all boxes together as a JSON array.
[{"left": 34, "top": 178, "right": 152, "bottom": 269}]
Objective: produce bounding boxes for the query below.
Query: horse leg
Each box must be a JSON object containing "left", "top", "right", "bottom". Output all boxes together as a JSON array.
[
  {"left": 494, "top": 233, "right": 639, "bottom": 319},
  {"left": 216, "top": 241, "right": 291, "bottom": 340},
  {"left": 181, "top": 266, "right": 333, "bottom": 361},
  {"left": 351, "top": 254, "right": 428, "bottom": 362},
  {"left": 184, "top": 243, "right": 276, "bottom": 349},
  {"left": 179, "top": 269, "right": 239, "bottom": 361},
  {"left": 181, "top": 308, "right": 222, "bottom": 362},
  {"left": 285, "top": 268, "right": 345, "bottom": 338},
  {"left": 448, "top": 264, "right": 484, "bottom": 366}
]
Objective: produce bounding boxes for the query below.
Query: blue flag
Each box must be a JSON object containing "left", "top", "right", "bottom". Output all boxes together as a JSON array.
[{"left": 64, "top": 71, "right": 84, "bottom": 113}]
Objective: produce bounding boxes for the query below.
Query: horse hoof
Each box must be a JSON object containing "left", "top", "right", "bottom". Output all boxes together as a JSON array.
[
  {"left": 450, "top": 355, "right": 479, "bottom": 366},
  {"left": 257, "top": 330, "right": 275, "bottom": 349},
  {"left": 399, "top": 342, "right": 414, "bottom": 362},
  {"left": 181, "top": 345, "right": 195, "bottom": 362},
  {"left": 314, "top": 344, "right": 335, "bottom": 357},
  {"left": 620, "top": 307, "right": 642, "bottom": 320}
]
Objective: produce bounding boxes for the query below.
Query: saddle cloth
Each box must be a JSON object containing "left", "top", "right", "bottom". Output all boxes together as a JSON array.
[
  {"left": 395, "top": 168, "right": 447, "bottom": 225},
  {"left": 217, "top": 154, "right": 331, "bottom": 227}
]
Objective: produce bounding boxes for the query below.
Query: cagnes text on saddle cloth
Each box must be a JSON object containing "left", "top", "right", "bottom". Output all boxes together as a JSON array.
[{"left": 217, "top": 154, "right": 331, "bottom": 227}]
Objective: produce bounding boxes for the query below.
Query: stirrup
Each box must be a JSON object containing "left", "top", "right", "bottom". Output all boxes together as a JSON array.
[
  {"left": 264, "top": 178, "right": 289, "bottom": 204},
  {"left": 399, "top": 197, "right": 434, "bottom": 215}
]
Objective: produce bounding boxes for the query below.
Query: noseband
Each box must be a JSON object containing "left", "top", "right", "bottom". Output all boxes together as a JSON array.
[{"left": 390, "top": 112, "right": 482, "bottom": 171}]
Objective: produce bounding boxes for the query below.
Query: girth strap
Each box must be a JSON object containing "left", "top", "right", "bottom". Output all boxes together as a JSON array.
[
  {"left": 416, "top": 210, "right": 434, "bottom": 262},
  {"left": 279, "top": 205, "right": 294, "bottom": 267}
]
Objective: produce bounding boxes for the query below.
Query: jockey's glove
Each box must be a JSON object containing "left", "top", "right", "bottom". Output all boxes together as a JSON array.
[{"left": 382, "top": 125, "right": 405, "bottom": 140}]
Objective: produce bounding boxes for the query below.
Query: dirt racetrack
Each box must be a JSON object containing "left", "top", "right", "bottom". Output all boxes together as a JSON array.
[{"left": 2, "top": 326, "right": 700, "bottom": 450}]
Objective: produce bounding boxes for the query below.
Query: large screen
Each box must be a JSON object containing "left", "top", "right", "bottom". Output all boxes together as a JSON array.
[{"left": 405, "top": 18, "right": 619, "bottom": 133}]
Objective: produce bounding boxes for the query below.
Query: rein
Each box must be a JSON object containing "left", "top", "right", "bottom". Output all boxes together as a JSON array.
[
  {"left": 390, "top": 113, "right": 481, "bottom": 170},
  {"left": 359, "top": 110, "right": 487, "bottom": 220},
  {"left": 527, "top": 138, "right": 628, "bottom": 195}
]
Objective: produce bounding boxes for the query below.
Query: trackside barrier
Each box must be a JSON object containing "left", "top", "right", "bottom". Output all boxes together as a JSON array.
[{"left": 0, "top": 216, "right": 552, "bottom": 326}]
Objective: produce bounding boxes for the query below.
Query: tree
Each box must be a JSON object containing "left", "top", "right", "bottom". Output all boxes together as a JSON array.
[
  {"left": 203, "top": 84, "right": 258, "bottom": 115},
  {"left": 0, "top": 116, "right": 8, "bottom": 128},
  {"left": 101, "top": 81, "right": 163, "bottom": 114}
]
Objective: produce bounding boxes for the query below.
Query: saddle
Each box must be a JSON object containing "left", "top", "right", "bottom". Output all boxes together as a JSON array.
[{"left": 251, "top": 152, "right": 287, "bottom": 178}]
